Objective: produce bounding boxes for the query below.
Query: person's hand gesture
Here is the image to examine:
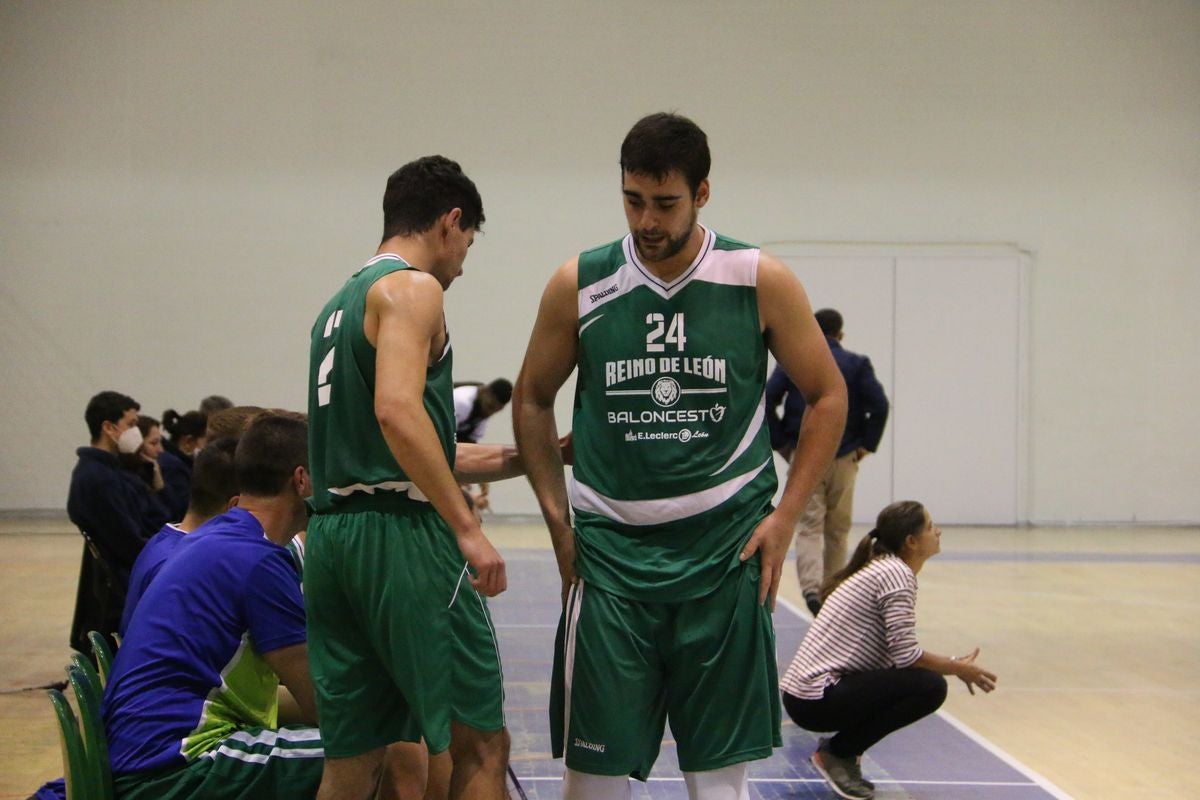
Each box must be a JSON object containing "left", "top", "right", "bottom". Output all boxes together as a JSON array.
[
  {"left": 456, "top": 529, "right": 507, "bottom": 597},
  {"left": 953, "top": 647, "right": 998, "bottom": 695}
]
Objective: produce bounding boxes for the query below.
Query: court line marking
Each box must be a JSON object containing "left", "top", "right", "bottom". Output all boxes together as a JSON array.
[
  {"left": 513, "top": 776, "right": 1041, "bottom": 787},
  {"left": 775, "top": 595, "right": 1075, "bottom": 800}
]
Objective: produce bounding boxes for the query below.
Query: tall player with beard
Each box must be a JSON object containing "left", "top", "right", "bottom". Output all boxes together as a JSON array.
[{"left": 514, "top": 114, "right": 848, "bottom": 800}]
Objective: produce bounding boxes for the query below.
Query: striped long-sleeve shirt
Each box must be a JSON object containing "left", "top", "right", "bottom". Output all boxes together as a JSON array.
[{"left": 780, "top": 553, "right": 922, "bottom": 699}]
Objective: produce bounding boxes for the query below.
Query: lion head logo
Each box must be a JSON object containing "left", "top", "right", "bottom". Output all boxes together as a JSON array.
[{"left": 651, "top": 377, "right": 681, "bottom": 407}]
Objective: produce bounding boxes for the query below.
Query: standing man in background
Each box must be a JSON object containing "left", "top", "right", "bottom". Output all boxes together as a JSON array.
[
  {"left": 765, "top": 308, "right": 889, "bottom": 616},
  {"left": 515, "top": 113, "right": 846, "bottom": 800}
]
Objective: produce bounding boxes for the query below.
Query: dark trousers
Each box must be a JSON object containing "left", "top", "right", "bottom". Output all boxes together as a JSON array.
[{"left": 783, "top": 667, "right": 947, "bottom": 757}]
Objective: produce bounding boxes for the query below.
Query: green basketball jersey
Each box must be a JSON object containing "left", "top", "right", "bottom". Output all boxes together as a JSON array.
[
  {"left": 308, "top": 254, "right": 456, "bottom": 515},
  {"left": 571, "top": 227, "right": 778, "bottom": 601}
]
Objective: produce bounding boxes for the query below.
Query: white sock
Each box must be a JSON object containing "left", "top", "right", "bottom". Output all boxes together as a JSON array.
[
  {"left": 562, "top": 768, "right": 630, "bottom": 800},
  {"left": 683, "top": 763, "right": 749, "bottom": 800}
]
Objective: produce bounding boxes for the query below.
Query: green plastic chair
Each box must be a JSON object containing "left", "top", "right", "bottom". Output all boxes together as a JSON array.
[
  {"left": 47, "top": 688, "right": 91, "bottom": 800},
  {"left": 67, "top": 658, "right": 113, "bottom": 800},
  {"left": 86, "top": 631, "right": 115, "bottom": 687}
]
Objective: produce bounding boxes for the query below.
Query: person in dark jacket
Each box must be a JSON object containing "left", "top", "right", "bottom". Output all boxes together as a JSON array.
[
  {"left": 765, "top": 309, "right": 889, "bottom": 615},
  {"left": 67, "top": 391, "right": 170, "bottom": 653}
]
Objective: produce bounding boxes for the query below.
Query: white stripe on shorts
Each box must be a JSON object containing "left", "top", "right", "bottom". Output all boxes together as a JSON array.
[
  {"left": 201, "top": 726, "right": 324, "bottom": 764},
  {"left": 562, "top": 580, "right": 585, "bottom": 743}
]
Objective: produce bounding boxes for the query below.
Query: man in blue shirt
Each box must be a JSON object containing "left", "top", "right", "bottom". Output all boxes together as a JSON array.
[
  {"left": 118, "top": 437, "right": 239, "bottom": 638},
  {"left": 766, "top": 309, "right": 890, "bottom": 615},
  {"left": 103, "top": 414, "right": 323, "bottom": 799}
]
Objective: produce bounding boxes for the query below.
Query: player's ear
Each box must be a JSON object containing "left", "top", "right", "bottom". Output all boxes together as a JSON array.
[
  {"left": 293, "top": 466, "right": 312, "bottom": 499},
  {"left": 443, "top": 207, "right": 463, "bottom": 237},
  {"left": 694, "top": 179, "right": 710, "bottom": 209}
]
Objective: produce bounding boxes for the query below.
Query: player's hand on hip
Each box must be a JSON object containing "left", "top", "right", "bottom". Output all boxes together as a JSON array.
[
  {"left": 457, "top": 530, "right": 508, "bottom": 597},
  {"left": 739, "top": 511, "right": 794, "bottom": 610}
]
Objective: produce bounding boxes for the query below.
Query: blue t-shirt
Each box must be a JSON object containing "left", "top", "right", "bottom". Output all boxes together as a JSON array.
[
  {"left": 102, "top": 507, "right": 307, "bottom": 776},
  {"left": 118, "top": 523, "right": 187, "bottom": 638}
]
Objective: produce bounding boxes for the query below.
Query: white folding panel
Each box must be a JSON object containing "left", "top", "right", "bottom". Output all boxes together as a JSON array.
[
  {"left": 892, "top": 256, "right": 1022, "bottom": 524},
  {"left": 770, "top": 244, "right": 1027, "bottom": 525}
]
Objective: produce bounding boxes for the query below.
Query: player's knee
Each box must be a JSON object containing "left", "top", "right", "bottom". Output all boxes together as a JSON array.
[
  {"left": 563, "top": 769, "right": 630, "bottom": 800},
  {"left": 682, "top": 763, "right": 749, "bottom": 800}
]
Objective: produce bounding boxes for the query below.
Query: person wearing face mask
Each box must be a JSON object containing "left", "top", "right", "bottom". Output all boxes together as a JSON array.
[{"left": 67, "top": 391, "right": 171, "bottom": 654}]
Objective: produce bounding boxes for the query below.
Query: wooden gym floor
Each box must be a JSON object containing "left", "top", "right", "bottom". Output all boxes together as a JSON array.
[{"left": 0, "top": 517, "right": 1196, "bottom": 799}]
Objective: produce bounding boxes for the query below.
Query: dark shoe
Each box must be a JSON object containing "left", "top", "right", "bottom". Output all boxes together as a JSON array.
[
  {"left": 817, "top": 739, "right": 874, "bottom": 791},
  {"left": 804, "top": 591, "right": 823, "bottom": 616},
  {"left": 811, "top": 739, "right": 873, "bottom": 799}
]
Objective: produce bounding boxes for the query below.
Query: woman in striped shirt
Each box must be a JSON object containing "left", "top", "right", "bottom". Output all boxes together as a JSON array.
[{"left": 780, "top": 500, "right": 997, "bottom": 800}]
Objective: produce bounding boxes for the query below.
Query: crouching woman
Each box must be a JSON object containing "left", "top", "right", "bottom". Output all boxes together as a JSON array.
[{"left": 780, "top": 500, "right": 997, "bottom": 800}]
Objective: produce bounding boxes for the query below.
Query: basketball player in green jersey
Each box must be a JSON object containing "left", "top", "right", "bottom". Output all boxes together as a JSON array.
[
  {"left": 307, "top": 157, "right": 526, "bottom": 800},
  {"left": 514, "top": 114, "right": 848, "bottom": 800}
]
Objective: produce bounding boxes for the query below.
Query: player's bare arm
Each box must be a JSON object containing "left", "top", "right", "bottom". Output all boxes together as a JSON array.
[
  {"left": 739, "top": 253, "right": 847, "bottom": 609},
  {"left": 453, "top": 443, "right": 523, "bottom": 483},
  {"left": 368, "top": 269, "right": 507, "bottom": 597},
  {"left": 262, "top": 643, "right": 318, "bottom": 725},
  {"left": 514, "top": 258, "right": 581, "bottom": 597}
]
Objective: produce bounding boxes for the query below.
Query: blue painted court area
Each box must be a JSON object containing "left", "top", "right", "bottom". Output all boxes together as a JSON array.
[{"left": 490, "top": 550, "right": 1069, "bottom": 800}]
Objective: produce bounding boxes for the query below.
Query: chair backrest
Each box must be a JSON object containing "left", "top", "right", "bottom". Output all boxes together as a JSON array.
[
  {"left": 48, "top": 688, "right": 91, "bottom": 800},
  {"left": 87, "top": 631, "right": 115, "bottom": 687},
  {"left": 67, "top": 660, "right": 114, "bottom": 800}
]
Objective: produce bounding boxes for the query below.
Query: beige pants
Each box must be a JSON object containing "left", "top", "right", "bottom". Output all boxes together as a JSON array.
[{"left": 795, "top": 452, "right": 859, "bottom": 595}]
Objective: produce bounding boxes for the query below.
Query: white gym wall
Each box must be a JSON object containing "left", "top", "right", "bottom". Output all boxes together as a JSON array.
[{"left": 1, "top": 1, "right": 1197, "bottom": 524}]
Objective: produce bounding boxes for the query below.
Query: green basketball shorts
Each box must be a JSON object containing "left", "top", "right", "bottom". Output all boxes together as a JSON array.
[
  {"left": 550, "top": 560, "right": 781, "bottom": 779},
  {"left": 113, "top": 726, "right": 324, "bottom": 800},
  {"left": 305, "top": 507, "right": 505, "bottom": 758}
]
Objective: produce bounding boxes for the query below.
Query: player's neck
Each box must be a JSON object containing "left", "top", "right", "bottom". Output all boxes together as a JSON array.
[
  {"left": 236, "top": 496, "right": 305, "bottom": 546},
  {"left": 377, "top": 235, "right": 435, "bottom": 275}
]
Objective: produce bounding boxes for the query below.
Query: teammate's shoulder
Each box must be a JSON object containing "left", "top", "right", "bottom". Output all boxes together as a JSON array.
[{"left": 579, "top": 236, "right": 626, "bottom": 261}]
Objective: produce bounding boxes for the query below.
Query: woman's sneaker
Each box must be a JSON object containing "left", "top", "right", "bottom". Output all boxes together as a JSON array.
[{"left": 811, "top": 739, "right": 874, "bottom": 799}]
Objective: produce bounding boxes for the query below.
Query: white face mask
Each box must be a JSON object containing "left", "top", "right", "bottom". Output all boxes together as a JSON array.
[{"left": 116, "top": 425, "right": 144, "bottom": 454}]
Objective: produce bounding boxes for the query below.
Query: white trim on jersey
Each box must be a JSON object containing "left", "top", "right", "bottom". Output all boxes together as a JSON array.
[
  {"left": 570, "top": 459, "right": 771, "bottom": 526},
  {"left": 326, "top": 481, "right": 430, "bottom": 503},
  {"left": 577, "top": 228, "right": 761, "bottom": 319},
  {"left": 363, "top": 253, "right": 411, "bottom": 268},
  {"left": 579, "top": 315, "right": 604, "bottom": 336},
  {"left": 709, "top": 391, "right": 768, "bottom": 478}
]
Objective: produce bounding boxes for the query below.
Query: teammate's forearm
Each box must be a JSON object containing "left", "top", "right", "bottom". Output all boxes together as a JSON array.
[{"left": 453, "top": 443, "right": 524, "bottom": 483}]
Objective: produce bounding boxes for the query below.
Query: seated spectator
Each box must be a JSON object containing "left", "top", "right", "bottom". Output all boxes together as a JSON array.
[
  {"left": 161, "top": 408, "right": 207, "bottom": 466},
  {"left": 103, "top": 414, "right": 322, "bottom": 799},
  {"left": 200, "top": 394, "right": 235, "bottom": 416},
  {"left": 119, "top": 414, "right": 196, "bottom": 522},
  {"left": 67, "top": 391, "right": 170, "bottom": 653},
  {"left": 160, "top": 408, "right": 207, "bottom": 519},
  {"left": 780, "top": 501, "right": 998, "bottom": 800},
  {"left": 118, "top": 437, "right": 239, "bottom": 638}
]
